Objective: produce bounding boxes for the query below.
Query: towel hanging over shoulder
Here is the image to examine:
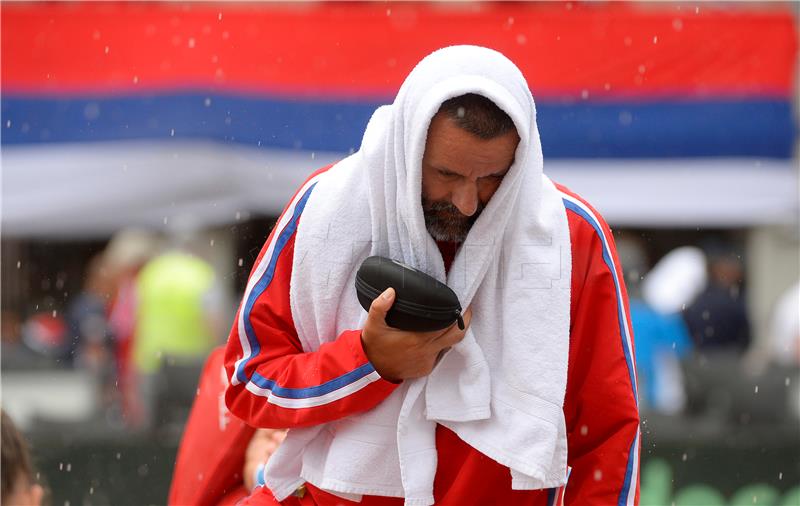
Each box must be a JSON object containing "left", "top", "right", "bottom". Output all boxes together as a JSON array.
[{"left": 265, "top": 45, "right": 572, "bottom": 506}]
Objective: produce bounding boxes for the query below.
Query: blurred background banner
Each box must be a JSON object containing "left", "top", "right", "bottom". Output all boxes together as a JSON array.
[
  {"left": 1, "top": 2, "right": 799, "bottom": 506},
  {"left": 2, "top": 2, "right": 797, "bottom": 236}
]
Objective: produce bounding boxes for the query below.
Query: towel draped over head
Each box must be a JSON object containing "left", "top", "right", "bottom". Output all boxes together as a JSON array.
[{"left": 265, "top": 45, "right": 572, "bottom": 506}]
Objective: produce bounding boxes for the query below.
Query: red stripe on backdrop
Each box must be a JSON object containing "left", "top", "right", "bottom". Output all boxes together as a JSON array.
[{"left": 2, "top": 2, "right": 796, "bottom": 99}]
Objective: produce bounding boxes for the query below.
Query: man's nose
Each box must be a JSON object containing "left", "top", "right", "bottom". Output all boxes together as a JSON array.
[{"left": 451, "top": 183, "right": 479, "bottom": 217}]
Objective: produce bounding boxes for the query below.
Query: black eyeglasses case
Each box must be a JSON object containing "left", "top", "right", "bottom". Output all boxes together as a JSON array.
[{"left": 355, "top": 256, "right": 464, "bottom": 332}]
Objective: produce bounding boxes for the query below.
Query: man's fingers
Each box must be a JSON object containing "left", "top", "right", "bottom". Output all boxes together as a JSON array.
[
  {"left": 460, "top": 307, "right": 473, "bottom": 329},
  {"left": 431, "top": 307, "right": 472, "bottom": 350},
  {"left": 368, "top": 287, "right": 396, "bottom": 322}
]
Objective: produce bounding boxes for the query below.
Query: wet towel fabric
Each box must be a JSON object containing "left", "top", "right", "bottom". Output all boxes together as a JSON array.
[{"left": 264, "top": 45, "right": 572, "bottom": 506}]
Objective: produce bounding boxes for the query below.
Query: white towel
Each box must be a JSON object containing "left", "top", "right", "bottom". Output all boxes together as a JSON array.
[{"left": 265, "top": 45, "right": 572, "bottom": 505}]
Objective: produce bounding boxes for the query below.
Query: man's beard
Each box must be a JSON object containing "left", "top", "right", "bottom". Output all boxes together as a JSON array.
[{"left": 421, "top": 195, "right": 484, "bottom": 243}]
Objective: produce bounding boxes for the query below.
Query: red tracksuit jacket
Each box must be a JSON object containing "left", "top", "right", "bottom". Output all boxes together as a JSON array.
[{"left": 224, "top": 166, "right": 640, "bottom": 506}]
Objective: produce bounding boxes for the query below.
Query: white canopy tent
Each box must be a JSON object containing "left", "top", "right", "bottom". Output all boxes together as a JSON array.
[{"left": 2, "top": 140, "right": 797, "bottom": 238}]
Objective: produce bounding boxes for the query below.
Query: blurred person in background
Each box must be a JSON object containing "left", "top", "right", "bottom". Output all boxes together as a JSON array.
[
  {"left": 1, "top": 410, "right": 44, "bottom": 506},
  {"left": 683, "top": 240, "right": 751, "bottom": 352},
  {"left": 64, "top": 253, "right": 118, "bottom": 413},
  {"left": 618, "top": 237, "right": 693, "bottom": 415},
  {"left": 103, "top": 228, "right": 160, "bottom": 427},
  {"left": 132, "top": 217, "right": 222, "bottom": 430}
]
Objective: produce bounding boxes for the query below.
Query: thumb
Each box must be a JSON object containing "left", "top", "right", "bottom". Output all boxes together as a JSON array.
[{"left": 368, "top": 287, "right": 396, "bottom": 320}]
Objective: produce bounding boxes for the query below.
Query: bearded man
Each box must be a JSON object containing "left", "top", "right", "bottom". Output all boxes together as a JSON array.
[{"left": 225, "top": 46, "right": 639, "bottom": 506}]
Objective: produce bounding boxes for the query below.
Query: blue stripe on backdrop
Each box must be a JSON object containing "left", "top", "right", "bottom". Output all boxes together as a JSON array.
[{"left": 2, "top": 93, "right": 794, "bottom": 158}]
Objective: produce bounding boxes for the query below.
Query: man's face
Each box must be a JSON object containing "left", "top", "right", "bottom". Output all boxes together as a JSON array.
[{"left": 421, "top": 112, "right": 520, "bottom": 242}]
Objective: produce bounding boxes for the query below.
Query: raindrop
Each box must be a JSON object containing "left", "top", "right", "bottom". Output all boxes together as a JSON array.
[
  {"left": 672, "top": 19, "right": 683, "bottom": 32},
  {"left": 66, "top": 463, "right": 72, "bottom": 472},
  {"left": 507, "top": 17, "right": 514, "bottom": 26},
  {"left": 754, "top": 385, "right": 759, "bottom": 394},
  {"left": 786, "top": 377, "right": 791, "bottom": 387},
  {"left": 17, "top": 261, "right": 21, "bottom": 268},
  {"left": 456, "top": 107, "right": 466, "bottom": 119},
  {"left": 638, "top": 64, "right": 646, "bottom": 74},
  {"left": 386, "top": 8, "right": 391, "bottom": 16},
  {"left": 238, "top": 258, "right": 244, "bottom": 267},
  {"left": 104, "top": 45, "right": 110, "bottom": 54},
  {"left": 593, "top": 469, "right": 602, "bottom": 481},
  {"left": 218, "top": 12, "right": 223, "bottom": 21},
  {"left": 671, "top": 342, "right": 676, "bottom": 349},
  {"left": 133, "top": 75, "right": 139, "bottom": 84},
  {"left": 604, "top": 83, "right": 611, "bottom": 91},
  {"left": 236, "top": 211, "right": 241, "bottom": 220},
  {"left": 164, "top": 216, "right": 169, "bottom": 225},
  {"left": 311, "top": 152, "right": 316, "bottom": 160},
  {"left": 84, "top": 103, "right": 101, "bottom": 121},
  {"left": 779, "top": 472, "right": 783, "bottom": 480},
  {"left": 89, "top": 487, "right": 94, "bottom": 495},
  {"left": 170, "top": 128, "right": 175, "bottom": 137},
  {"left": 652, "top": 36, "right": 658, "bottom": 44},
  {"left": 581, "top": 89, "right": 589, "bottom": 100},
  {"left": 580, "top": 425, "right": 588, "bottom": 436},
  {"left": 681, "top": 453, "right": 687, "bottom": 462},
  {"left": 5, "top": 120, "right": 10, "bottom": 128},
  {"left": 204, "top": 97, "right": 212, "bottom": 107},
  {"left": 516, "top": 34, "right": 527, "bottom": 45},
  {"left": 210, "top": 239, "right": 215, "bottom": 247},
  {"left": 59, "top": 462, "right": 64, "bottom": 471},
  {"left": 188, "top": 38, "right": 196, "bottom": 48},
  {"left": 695, "top": 6, "right": 700, "bottom": 14},
  {"left": 52, "top": 310, "right": 57, "bottom": 318}
]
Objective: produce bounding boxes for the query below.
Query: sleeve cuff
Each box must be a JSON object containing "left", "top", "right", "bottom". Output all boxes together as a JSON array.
[{"left": 341, "top": 329, "right": 402, "bottom": 387}]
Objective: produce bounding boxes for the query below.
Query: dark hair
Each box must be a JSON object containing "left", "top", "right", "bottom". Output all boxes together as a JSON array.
[
  {"left": 2, "top": 410, "right": 34, "bottom": 503},
  {"left": 437, "top": 93, "right": 516, "bottom": 139}
]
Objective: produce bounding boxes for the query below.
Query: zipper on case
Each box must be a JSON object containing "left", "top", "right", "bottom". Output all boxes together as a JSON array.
[{"left": 356, "top": 278, "right": 462, "bottom": 323}]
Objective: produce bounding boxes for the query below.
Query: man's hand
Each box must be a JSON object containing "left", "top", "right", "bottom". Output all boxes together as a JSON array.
[{"left": 361, "top": 287, "right": 472, "bottom": 383}]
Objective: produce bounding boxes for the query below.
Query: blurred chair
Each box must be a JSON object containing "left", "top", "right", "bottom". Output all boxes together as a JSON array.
[
  {"left": 779, "top": 486, "right": 800, "bottom": 506},
  {"left": 730, "top": 484, "right": 780, "bottom": 506},
  {"left": 673, "top": 485, "right": 725, "bottom": 506}
]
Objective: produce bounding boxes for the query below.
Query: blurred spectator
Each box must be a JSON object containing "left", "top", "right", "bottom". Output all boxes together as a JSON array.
[
  {"left": 1, "top": 410, "right": 44, "bottom": 506},
  {"left": 132, "top": 218, "right": 221, "bottom": 429},
  {"left": 103, "top": 229, "right": 160, "bottom": 427},
  {"left": 619, "top": 238, "right": 693, "bottom": 414},
  {"left": 65, "top": 253, "right": 117, "bottom": 413},
  {"left": 683, "top": 240, "right": 751, "bottom": 351},
  {"left": 65, "top": 254, "right": 114, "bottom": 367}
]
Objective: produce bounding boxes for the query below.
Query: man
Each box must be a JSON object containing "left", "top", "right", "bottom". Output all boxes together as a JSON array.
[{"left": 225, "top": 46, "right": 639, "bottom": 505}]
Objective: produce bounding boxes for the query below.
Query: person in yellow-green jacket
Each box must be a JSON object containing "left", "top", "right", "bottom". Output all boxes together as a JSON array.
[{"left": 133, "top": 226, "right": 222, "bottom": 429}]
